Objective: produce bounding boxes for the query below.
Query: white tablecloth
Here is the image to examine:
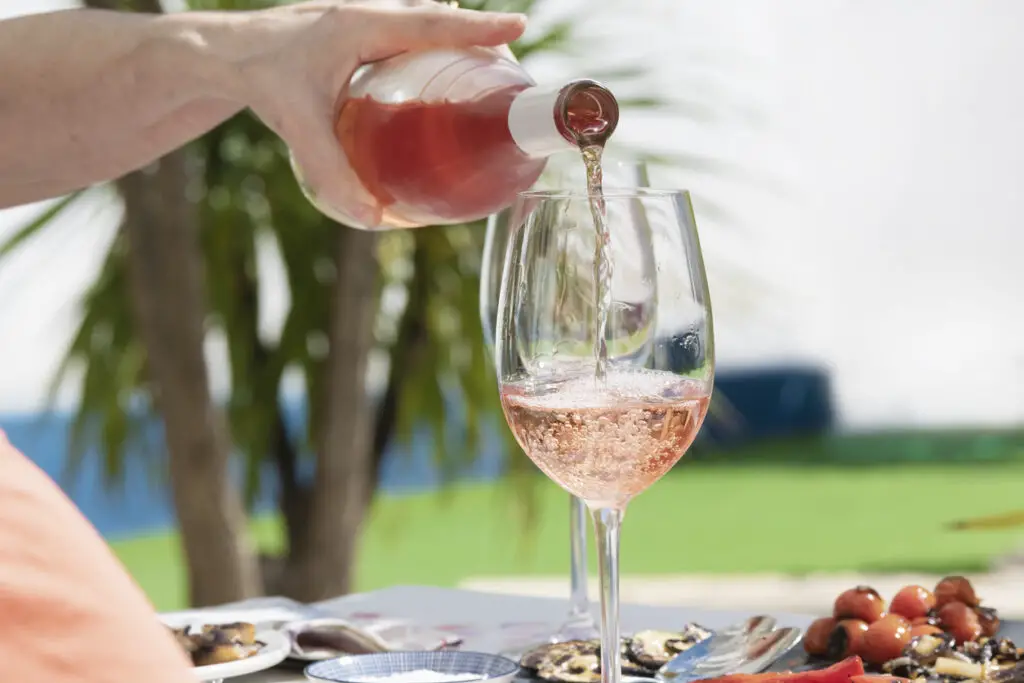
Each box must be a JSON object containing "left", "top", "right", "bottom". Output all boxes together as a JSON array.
[{"left": 210, "top": 585, "right": 816, "bottom": 683}]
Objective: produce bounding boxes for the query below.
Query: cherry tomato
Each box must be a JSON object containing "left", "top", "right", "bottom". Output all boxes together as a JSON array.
[
  {"left": 934, "top": 576, "right": 980, "bottom": 608},
  {"left": 910, "top": 616, "right": 938, "bottom": 627},
  {"left": 937, "top": 601, "right": 982, "bottom": 643},
  {"left": 804, "top": 617, "right": 838, "bottom": 657},
  {"left": 861, "top": 614, "right": 911, "bottom": 665},
  {"left": 910, "top": 624, "right": 943, "bottom": 638},
  {"left": 890, "top": 585, "right": 937, "bottom": 620},
  {"left": 976, "top": 606, "right": 1000, "bottom": 638},
  {"left": 829, "top": 619, "right": 870, "bottom": 659},
  {"left": 834, "top": 586, "right": 887, "bottom": 624}
]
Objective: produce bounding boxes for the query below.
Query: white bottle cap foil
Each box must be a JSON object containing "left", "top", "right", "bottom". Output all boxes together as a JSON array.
[{"left": 507, "top": 87, "right": 576, "bottom": 158}]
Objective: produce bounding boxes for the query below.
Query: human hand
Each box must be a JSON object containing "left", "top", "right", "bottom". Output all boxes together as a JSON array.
[{"left": 223, "top": 1, "right": 527, "bottom": 227}]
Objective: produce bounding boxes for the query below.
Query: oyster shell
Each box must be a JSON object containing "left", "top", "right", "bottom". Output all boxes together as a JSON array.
[
  {"left": 521, "top": 641, "right": 598, "bottom": 675},
  {"left": 519, "top": 638, "right": 648, "bottom": 681},
  {"left": 202, "top": 622, "right": 256, "bottom": 646},
  {"left": 618, "top": 639, "right": 656, "bottom": 676},
  {"left": 994, "top": 638, "right": 1024, "bottom": 664},
  {"left": 626, "top": 624, "right": 713, "bottom": 670},
  {"left": 537, "top": 652, "right": 601, "bottom": 683}
]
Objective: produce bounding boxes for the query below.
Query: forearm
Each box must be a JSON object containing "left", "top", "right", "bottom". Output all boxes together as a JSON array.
[{"left": 0, "top": 9, "right": 247, "bottom": 208}]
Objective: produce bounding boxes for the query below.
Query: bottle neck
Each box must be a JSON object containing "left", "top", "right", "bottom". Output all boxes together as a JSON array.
[
  {"left": 507, "top": 80, "right": 620, "bottom": 158},
  {"left": 507, "top": 86, "right": 577, "bottom": 158}
]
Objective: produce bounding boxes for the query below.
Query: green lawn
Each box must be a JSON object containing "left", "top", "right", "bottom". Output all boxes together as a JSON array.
[{"left": 112, "top": 459, "right": 1024, "bottom": 611}]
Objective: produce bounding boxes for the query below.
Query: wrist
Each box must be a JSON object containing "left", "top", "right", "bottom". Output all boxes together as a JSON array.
[{"left": 144, "top": 11, "right": 255, "bottom": 105}]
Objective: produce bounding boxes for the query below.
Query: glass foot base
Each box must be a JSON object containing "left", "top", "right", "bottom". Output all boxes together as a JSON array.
[
  {"left": 549, "top": 613, "right": 601, "bottom": 643},
  {"left": 497, "top": 614, "right": 601, "bottom": 659}
]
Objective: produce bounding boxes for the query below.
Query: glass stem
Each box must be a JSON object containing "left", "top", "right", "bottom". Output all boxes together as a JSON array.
[
  {"left": 592, "top": 506, "right": 624, "bottom": 683},
  {"left": 568, "top": 495, "right": 589, "bottom": 618}
]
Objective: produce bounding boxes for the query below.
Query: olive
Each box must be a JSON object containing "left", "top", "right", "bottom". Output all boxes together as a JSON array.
[
  {"left": 934, "top": 576, "right": 980, "bottom": 608},
  {"left": 834, "top": 586, "right": 887, "bottom": 624},
  {"left": 862, "top": 614, "right": 912, "bottom": 665},
  {"left": 828, "top": 618, "right": 869, "bottom": 659},
  {"left": 938, "top": 601, "right": 983, "bottom": 643},
  {"left": 910, "top": 624, "right": 943, "bottom": 638},
  {"left": 891, "top": 585, "right": 937, "bottom": 620},
  {"left": 976, "top": 606, "right": 1000, "bottom": 638},
  {"left": 804, "top": 617, "right": 838, "bottom": 657}
]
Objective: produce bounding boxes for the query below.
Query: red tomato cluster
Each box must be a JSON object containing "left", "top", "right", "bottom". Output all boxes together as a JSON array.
[{"left": 802, "top": 576, "right": 999, "bottom": 667}]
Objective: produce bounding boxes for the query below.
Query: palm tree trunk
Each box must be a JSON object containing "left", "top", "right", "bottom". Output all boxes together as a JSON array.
[
  {"left": 283, "top": 228, "right": 379, "bottom": 601},
  {"left": 119, "top": 149, "right": 262, "bottom": 606},
  {"left": 370, "top": 235, "right": 430, "bottom": 491},
  {"left": 82, "top": 0, "right": 262, "bottom": 609}
]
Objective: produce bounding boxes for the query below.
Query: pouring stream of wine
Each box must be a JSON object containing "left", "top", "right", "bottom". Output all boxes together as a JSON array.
[{"left": 581, "top": 144, "right": 611, "bottom": 383}]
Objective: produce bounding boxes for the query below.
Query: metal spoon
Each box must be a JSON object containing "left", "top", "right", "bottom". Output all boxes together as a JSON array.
[
  {"left": 658, "top": 615, "right": 776, "bottom": 675},
  {"left": 656, "top": 618, "right": 801, "bottom": 683}
]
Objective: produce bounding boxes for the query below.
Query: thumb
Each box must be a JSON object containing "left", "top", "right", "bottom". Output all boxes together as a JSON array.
[{"left": 360, "top": 7, "right": 527, "bottom": 60}]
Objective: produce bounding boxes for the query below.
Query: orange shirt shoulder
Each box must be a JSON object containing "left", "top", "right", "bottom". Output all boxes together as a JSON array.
[{"left": 0, "top": 430, "right": 193, "bottom": 682}]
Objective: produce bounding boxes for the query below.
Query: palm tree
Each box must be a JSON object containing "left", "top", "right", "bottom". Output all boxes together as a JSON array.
[{"left": 1, "top": 0, "right": 715, "bottom": 605}]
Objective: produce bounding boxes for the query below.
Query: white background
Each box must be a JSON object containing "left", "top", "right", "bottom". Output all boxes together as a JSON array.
[{"left": 2, "top": 0, "right": 1023, "bottom": 428}]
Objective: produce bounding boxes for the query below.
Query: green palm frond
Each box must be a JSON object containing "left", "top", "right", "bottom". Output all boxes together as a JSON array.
[{"left": 46, "top": 228, "right": 154, "bottom": 489}]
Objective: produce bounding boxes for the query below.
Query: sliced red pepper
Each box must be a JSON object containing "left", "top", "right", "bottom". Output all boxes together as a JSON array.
[
  {"left": 696, "top": 656, "right": 866, "bottom": 683},
  {"left": 694, "top": 675, "right": 784, "bottom": 683},
  {"left": 692, "top": 675, "right": 774, "bottom": 683},
  {"left": 694, "top": 673, "right": 793, "bottom": 683},
  {"left": 786, "top": 656, "right": 866, "bottom": 683}
]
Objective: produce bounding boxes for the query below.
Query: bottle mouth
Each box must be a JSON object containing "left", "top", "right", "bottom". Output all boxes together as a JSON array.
[{"left": 556, "top": 80, "right": 620, "bottom": 147}]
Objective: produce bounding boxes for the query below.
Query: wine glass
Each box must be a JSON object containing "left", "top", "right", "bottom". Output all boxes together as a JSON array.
[
  {"left": 480, "top": 160, "right": 651, "bottom": 646},
  {"left": 494, "top": 188, "right": 714, "bottom": 683}
]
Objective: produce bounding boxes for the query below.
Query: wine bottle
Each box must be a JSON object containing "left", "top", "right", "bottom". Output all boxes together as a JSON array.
[{"left": 291, "top": 46, "right": 618, "bottom": 230}]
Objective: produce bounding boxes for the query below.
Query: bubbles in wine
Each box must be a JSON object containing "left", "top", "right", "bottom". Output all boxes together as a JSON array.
[{"left": 501, "top": 369, "right": 711, "bottom": 508}]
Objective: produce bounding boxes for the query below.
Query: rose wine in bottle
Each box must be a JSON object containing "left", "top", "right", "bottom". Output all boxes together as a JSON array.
[{"left": 291, "top": 47, "right": 618, "bottom": 230}]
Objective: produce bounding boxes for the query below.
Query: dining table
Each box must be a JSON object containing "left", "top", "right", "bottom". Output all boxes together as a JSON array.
[{"left": 166, "top": 585, "right": 818, "bottom": 683}]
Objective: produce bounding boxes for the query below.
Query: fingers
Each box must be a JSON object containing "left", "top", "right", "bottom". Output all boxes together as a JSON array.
[
  {"left": 357, "top": 7, "right": 527, "bottom": 61},
  {"left": 283, "top": 100, "right": 382, "bottom": 228}
]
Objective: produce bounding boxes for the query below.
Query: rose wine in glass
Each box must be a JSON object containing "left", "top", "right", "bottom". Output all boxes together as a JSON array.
[
  {"left": 480, "top": 159, "right": 652, "bottom": 646},
  {"left": 495, "top": 189, "right": 714, "bottom": 683},
  {"left": 501, "top": 371, "right": 710, "bottom": 508}
]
